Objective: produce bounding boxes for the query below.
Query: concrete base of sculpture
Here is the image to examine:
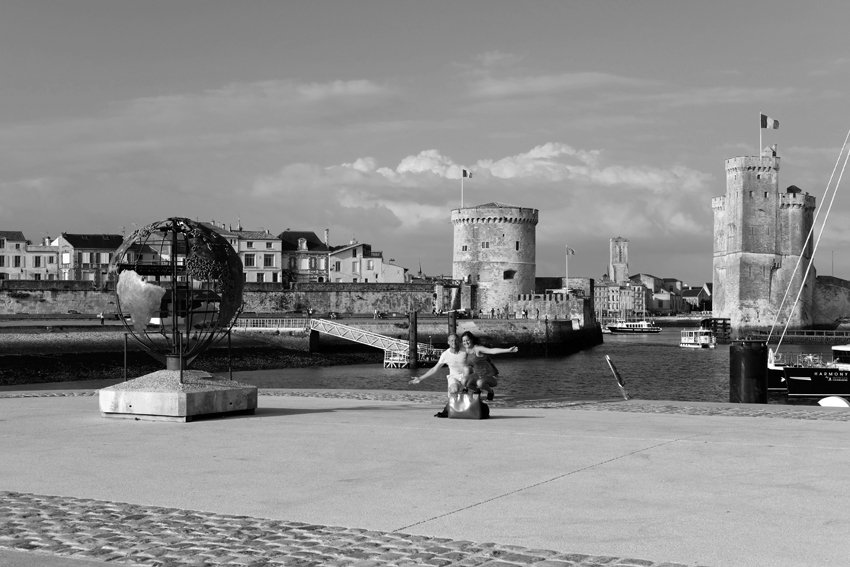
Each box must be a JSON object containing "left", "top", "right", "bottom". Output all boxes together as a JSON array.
[{"left": 99, "top": 370, "right": 258, "bottom": 422}]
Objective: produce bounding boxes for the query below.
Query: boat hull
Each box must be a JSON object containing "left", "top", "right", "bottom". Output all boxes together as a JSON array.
[
  {"left": 783, "top": 367, "right": 850, "bottom": 399},
  {"left": 608, "top": 327, "right": 661, "bottom": 334},
  {"left": 680, "top": 342, "right": 715, "bottom": 348}
]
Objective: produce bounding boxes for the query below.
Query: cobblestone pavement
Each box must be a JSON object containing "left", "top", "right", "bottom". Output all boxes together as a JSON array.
[
  {"left": 2, "top": 389, "right": 846, "bottom": 566},
  {"left": 0, "top": 491, "right": 693, "bottom": 567}
]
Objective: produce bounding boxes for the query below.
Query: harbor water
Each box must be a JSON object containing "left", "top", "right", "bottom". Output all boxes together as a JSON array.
[{"left": 235, "top": 329, "right": 828, "bottom": 404}]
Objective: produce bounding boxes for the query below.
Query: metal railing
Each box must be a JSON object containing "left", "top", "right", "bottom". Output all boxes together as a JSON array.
[
  {"left": 232, "top": 318, "right": 309, "bottom": 331},
  {"left": 309, "top": 318, "right": 441, "bottom": 367}
]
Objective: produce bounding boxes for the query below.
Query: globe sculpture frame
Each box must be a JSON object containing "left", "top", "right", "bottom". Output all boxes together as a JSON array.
[
  {"left": 99, "top": 217, "right": 257, "bottom": 421},
  {"left": 109, "top": 217, "right": 244, "bottom": 372}
]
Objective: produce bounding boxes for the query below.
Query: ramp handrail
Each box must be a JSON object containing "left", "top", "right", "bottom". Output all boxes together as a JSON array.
[{"left": 309, "top": 318, "right": 441, "bottom": 358}]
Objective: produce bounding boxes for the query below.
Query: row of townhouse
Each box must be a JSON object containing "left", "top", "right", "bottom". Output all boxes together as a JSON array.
[
  {"left": 0, "top": 224, "right": 409, "bottom": 284},
  {"left": 593, "top": 273, "right": 712, "bottom": 322}
]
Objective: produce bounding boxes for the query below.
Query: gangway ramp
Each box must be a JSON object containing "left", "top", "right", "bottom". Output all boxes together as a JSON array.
[{"left": 309, "top": 318, "right": 441, "bottom": 368}]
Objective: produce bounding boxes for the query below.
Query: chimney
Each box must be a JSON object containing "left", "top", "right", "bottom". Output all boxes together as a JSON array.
[{"left": 324, "top": 228, "right": 329, "bottom": 246}]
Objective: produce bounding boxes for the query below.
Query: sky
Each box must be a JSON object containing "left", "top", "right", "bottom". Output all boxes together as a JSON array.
[{"left": 3, "top": 0, "right": 850, "bottom": 286}]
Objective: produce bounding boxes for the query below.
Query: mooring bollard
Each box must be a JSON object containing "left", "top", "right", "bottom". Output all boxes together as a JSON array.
[{"left": 730, "top": 338, "right": 767, "bottom": 403}]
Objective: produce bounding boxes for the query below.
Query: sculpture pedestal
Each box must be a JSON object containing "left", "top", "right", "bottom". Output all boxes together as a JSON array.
[{"left": 99, "top": 370, "right": 258, "bottom": 422}]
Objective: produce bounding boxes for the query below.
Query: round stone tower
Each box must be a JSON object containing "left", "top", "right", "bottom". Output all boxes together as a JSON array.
[
  {"left": 451, "top": 202, "right": 538, "bottom": 313},
  {"left": 713, "top": 154, "right": 815, "bottom": 332}
]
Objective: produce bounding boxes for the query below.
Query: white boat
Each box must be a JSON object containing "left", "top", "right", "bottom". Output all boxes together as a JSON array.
[
  {"left": 680, "top": 328, "right": 716, "bottom": 349},
  {"left": 606, "top": 319, "right": 661, "bottom": 334}
]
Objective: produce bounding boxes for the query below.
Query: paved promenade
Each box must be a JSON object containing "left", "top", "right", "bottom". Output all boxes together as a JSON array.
[{"left": 2, "top": 385, "right": 850, "bottom": 567}]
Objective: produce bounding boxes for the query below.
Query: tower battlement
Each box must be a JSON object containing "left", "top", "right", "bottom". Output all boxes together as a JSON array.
[
  {"left": 779, "top": 191, "right": 815, "bottom": 210},
  {"left": 725, "top": 156, "right": 781, "bottom": 176},
  {"left": 451, "top": 205, "right": 538, "bottom": 225}
]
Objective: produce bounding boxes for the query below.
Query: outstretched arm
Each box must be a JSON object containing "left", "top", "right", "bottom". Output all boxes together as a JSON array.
[
  {"left": 476, "top": 345, "right": 518, "bottom": 356},
  {"left": 409, "top": 360, "right": 445, "bottom": 384}
]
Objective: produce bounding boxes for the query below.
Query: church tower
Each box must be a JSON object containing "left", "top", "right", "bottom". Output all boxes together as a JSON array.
[
  {"left": 712, "top": 152, "right": 816, "bottom": 332},
  {"left": 608, "top": 237, "right": 629, "bottom": 283}
]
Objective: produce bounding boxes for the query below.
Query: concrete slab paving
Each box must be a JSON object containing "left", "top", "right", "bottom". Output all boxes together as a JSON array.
[{"left": 1, "top": 391, "right": 850, "bottom": 566}]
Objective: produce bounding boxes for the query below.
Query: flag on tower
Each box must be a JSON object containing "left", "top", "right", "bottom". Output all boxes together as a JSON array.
[
  {"left": 566, "top": 246, "right": 576, "bottom": 255},
  {"left": 760, "top": 113, "right": 779, "bottom": 129},
  {"left": 462, "top": 169, "right": 472, "bottom": 178}
]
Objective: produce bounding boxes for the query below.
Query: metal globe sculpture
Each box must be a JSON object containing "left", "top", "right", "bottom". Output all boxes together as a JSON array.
[{"left": 109, "top": 217, "right": 244, "bottom": 370}]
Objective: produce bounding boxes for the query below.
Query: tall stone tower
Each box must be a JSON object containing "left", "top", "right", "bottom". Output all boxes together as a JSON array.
[
  {"left": 712, "top": 153, "right": 816, "bottom": 332},
  {"left": 451, "top": 202, "right": 538, "bottom": 312},
  {"left": 608, "top": 237, "right": 629, "bottom": 283}
]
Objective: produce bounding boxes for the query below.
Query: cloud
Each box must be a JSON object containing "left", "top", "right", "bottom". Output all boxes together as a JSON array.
[
  {"left": 249, "top": 143, "right": 714, "bottom": 245},
  {"left": 469, "top": 72, "right": 658, "bottom": 99}
]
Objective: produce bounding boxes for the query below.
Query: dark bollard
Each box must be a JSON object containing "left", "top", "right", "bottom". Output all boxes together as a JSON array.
[
  {"left": 730, "top": 339, "right": 767, "bottom": 403},
  {"left": 408, "top": 311, "right": 418, "bottom": 370}
]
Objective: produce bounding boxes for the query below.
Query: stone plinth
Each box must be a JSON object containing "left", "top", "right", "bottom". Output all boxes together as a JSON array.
[{"left": 99, "top": 370, "right": 258, "bottom": 422}]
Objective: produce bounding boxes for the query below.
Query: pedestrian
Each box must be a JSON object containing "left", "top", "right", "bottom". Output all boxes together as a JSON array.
[
  {"left": 409, "top": 334, "right": 472, "bottom": 417},
  {"left": 460, "top": 331, "right": 518, "bottom": 401},
  {"left": 490, "top": 307, "right": 495, "bottom": 319},
  {"left": 97, "top": 312, "right": 105, "bottom": 325}
]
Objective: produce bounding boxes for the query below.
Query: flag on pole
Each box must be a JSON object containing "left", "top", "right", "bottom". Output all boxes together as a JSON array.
[
  {"left": 760, "top": 113, "right": 779, "bottom": 129},
  {"left": 566, "top": 246, "right": 576, "bottom": 255},
  {"left": 462, "top": 169, "right": 472, "bottom": 178}
]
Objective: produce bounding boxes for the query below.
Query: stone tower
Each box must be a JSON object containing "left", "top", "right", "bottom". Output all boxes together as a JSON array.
[
  {"left": 451, "top": 202, "right": 538, "bottom": 312},
  {"left": 608, "top": 237, "right": 629, "bottom": 283},
  {"left": 712, "top": 153, "right": 816, "bottom": 332}
]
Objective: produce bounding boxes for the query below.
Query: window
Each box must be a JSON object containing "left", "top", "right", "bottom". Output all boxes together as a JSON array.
[
  {"left": 62, "top": 252, "right": 70, "bottom": 264},
  {"left": 289, "top": 257, "right": 297, "bottom": 269},
  {"left": 503, "top": 270, "right": 516, "bottom": 280},
  {"left": 309, "top": 257, "right": 316, "bottom": 269},
  {"left": 352, "top": 261, "right": 359, "bottom": 273},
  {"left": 461, "top": 245, "right": 468, "bottom": 252},
  {"left": 33, "top": 274, "right": 41, "bottom": 281},
  {"left": 481, "top": 242, "right": 490, "bottom": 249},
  {"left": 247, "top": 242, "right": 253, "bottom": 248},
  {"left": 244, "top": 254, "right": 255, "bottom": 267},
  {"left": 0, "top": 257, "right": 4, "bottom": 267},
  {"left": 515, "top": 241, "right": 520, "bottom": 251},
  {"left": 334, "top": 261, "right": 341, "bottom": 272},
  {"left": 352, "top": 249, "right": 357, "bottom": 258},
  {"left": 263, "top": 254, "right": 274, "bottom": 267},
  {"left": 367, "top": 260, "right": 374, "bottom": 270},
  {"left": 14, "top": 256, "right": 21, "bottom": 268},
  {"left": 256, "top": 273, "right": 264, "bottom": 283},
  {"left": 266, "top": 242, "right": 273, "bottom": 249},
  {"left": 34, "top": 256, "right": 42, "bottom": 268},
  {"left": 48, "top": 256, "right": 54, "bottom": 264},
  {"left": 272, "top": 273, "right": 278, "bottom": 283}
]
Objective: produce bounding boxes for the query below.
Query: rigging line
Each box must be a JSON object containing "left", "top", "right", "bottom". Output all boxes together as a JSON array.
[
  {"left": 392, "top": 437, "right": 685, "bottom": 533},
  {"left": 767, "top": 128, "right": 850, "bottom": 346},
  {"left": 776, "top": 135, "right": 850, "bottom": 353}
]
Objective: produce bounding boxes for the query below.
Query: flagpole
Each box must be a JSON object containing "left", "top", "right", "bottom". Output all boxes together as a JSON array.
[
  {"left": 461, "top": 175, "right": 464, "bottom": 208},
  {"left": 759, "top": 112, "right": 762, "bottom": 157}
]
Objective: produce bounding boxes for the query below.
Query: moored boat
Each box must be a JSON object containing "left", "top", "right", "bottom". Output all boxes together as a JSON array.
[
  {"left": 680, "top": 328, "right": 716, "bottom": 348},
  {"left": 781, "top": 344, "right": 850, "bottom": 400},
  {"left": 606, "top": 319, "right": 661, "bottom": 334}
]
